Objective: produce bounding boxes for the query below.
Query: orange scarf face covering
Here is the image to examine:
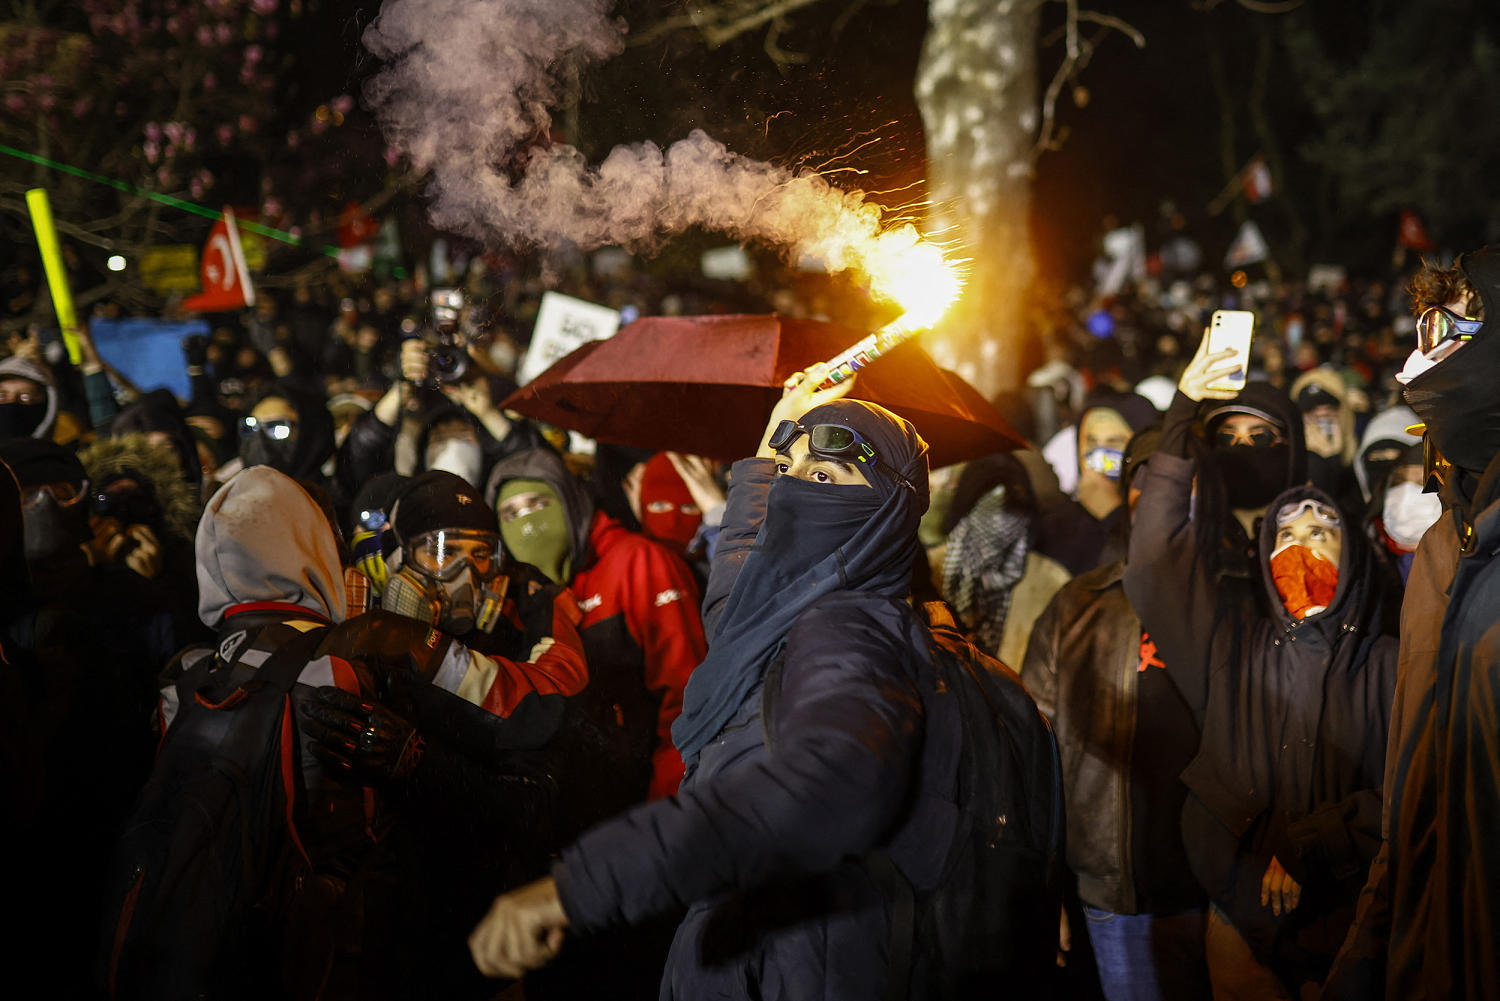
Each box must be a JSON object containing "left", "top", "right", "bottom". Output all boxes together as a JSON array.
[{"left": 1270, "top": 544, "right": 1340, "bottom": 619}]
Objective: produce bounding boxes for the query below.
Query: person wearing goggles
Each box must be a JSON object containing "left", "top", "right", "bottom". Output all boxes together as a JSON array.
[
  {"left": 765, "top": 418, "right": 920, "bottom": 492},
  {"left": 471, "top": 366, "right": 1058, "bottom": 1000},
  {"left": 382, "top": 473, "right": 511, "bottom": 637},
  {"left": 1127, "top": 359, "right": 1398, "bottom": 997},
  {"left": 236, "top": 385, "right": 335, "bottom": 487},
  {"left": 1325, "top": 247, "right": 1500, "bottom": 1000}
]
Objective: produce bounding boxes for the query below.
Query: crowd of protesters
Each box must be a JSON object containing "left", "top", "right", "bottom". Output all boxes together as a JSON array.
[{"left": 3, "top": 229, "right": 1498, "bottom": 1001}]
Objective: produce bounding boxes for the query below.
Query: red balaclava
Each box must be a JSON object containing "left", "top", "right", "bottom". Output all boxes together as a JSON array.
[
  {"left": 1270, "top": 544, "right": 1340, "bottom": 619},
  {"left": 638, "top": 453, "right": 701, "bottom": 557}
]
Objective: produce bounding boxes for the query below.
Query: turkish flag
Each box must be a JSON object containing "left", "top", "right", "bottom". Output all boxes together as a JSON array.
[{"left": 182, "top": 208, "right": 255, "bottom": 313}]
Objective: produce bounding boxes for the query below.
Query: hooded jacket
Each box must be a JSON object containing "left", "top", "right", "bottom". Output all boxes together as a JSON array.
[
  {"left": 1290, "top": 368, "right": 1358, "bottom": 469},
  {"left": 1124, "top": 460, "right": 1397, "bottom": 989},
  {"left": 552, "top": 399, "right": 967, "bottom": 1000},
  {"left": 241, "top": 381, "right": 336, "bottom": 487},
  {"left": 487, "top": 446, "right": 707, "bottom": 801},
  {"left": 1354, "top": 406, "right": 1421, "bottom": 504},
  {"left": 0, "top": 355, "right": 59, "bottom": 440},
  {"left": 1324, "top": 448, "right": 1500, "bottom": 1000}
]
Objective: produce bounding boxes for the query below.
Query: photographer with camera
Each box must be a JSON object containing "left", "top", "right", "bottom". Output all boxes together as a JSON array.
[{"left": 338, "top": 289, "right": 544, "bottom": 497}]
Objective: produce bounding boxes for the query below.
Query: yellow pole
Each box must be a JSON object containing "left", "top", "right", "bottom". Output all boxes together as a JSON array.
[{"left": 25, "top": 188, "right": 82, "bottom": 364}]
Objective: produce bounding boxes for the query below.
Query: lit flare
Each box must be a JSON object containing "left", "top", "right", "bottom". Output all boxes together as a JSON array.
[{"left": 814, "top": 239, "right": 964, "bottom": 390}]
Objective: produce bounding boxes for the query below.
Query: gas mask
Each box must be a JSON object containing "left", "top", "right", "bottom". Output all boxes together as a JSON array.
[
  {"left": 381, "top": 528, "right": 508, "bottom": 635},
  {"left": 21, "top": 481, "right": 90, "bottom": 597}
]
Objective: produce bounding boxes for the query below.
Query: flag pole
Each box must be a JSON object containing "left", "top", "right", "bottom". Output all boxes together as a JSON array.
[{"left": 25, "top": 188, "right": 83, "bottom": 364}]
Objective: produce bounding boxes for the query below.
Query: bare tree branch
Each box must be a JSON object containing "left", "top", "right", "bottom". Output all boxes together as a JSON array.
[
  {"left": 1028, "top": 0, "right": 1144, "bottom": 169},
  {"left": 626, "top": 0, "right": 834, "bottom": 50}
]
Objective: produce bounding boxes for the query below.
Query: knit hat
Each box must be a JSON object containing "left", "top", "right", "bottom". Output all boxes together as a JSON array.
[{"left": 389, "top": 469, "right": 495, "bottom": 543}]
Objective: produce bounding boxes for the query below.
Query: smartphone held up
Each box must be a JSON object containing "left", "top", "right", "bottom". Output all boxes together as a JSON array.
[{"left": 1205, "top": 310, "right": 1255, "bottom": 393}]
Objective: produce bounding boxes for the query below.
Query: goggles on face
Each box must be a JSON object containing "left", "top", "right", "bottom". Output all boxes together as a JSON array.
[
  {"left": 23, "top": 479, "right": 89, "bottom": 508},
  {"left": 1415, "top": 305, "right": 1482, "bottom": 362},
  {"left": 767, "top": 419, "right": 918, "bottom": 493},
  {"left": 1275, "top": 497, "right": 1341, "bottom": 529},
  {"left": 239, "top": 416, "right": 297, "bottom": 441},
  {"left": 405, "top": 529, "right": 501, "bottom": 582}
]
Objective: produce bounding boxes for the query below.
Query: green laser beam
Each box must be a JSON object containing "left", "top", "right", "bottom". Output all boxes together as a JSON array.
[{"left": 0, "top": 143, "right": 341, "bottom": 258}]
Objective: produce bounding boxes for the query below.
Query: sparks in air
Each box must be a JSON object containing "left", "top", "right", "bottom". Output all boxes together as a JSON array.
[{"left": 812, "top": 235, "right": 967, "bottom": 391}]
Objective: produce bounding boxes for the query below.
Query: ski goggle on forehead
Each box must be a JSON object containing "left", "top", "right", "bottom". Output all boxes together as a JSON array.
[
  {"left": 767, "top": 420, "right": 918, "bottom": 493},
  {"left": 405, "top": 529, "right": 502, "bottom": 582},
  {"left": 1275, "top": 497, "right": 1341, "bottom": 529},
  {"left": 1415, "top": 305, "right": 1483, "bottom": 362}
]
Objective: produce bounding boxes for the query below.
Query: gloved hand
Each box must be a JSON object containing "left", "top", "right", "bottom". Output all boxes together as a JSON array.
[
  {"left": 300, "top": 686, "right": 426, "bottom": 783},
  {"left": 351, "top": 528, "right": 390, "bottom": 594}
]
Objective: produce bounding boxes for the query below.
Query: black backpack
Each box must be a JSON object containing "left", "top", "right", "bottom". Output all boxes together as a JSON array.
[
  {"left": 100, "top": 624, "right": 361, "bottom": 1001},
  {"left": 762, "top": 600, "right": 1064, "bottom": 1000},
  {"left": 903, "top": 601, "right": 1065, "bottom": 999}
]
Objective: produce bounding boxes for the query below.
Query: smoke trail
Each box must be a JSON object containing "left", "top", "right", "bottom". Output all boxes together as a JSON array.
[{"left": 363, "top": 0, "right": 932, "bottom": 298}]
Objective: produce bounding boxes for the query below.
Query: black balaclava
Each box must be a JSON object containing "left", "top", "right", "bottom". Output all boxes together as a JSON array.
[
  {"left": 671, "top": 399, "right": 929, "bottom": 767},
  {"left": 0, "top": 401, "right": 47, "bottom": 440},
  {"left": 1404, "top": 245, "right": 1500, "bottom": 477},
  {"left": 1202, "top": 381, "right": 1308, "bottom": 511},
  {"left": 0, "top": 438, "right": 90, "bottom": 597}
]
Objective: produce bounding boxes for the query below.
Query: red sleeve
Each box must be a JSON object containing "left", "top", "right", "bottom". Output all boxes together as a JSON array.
[
  {"left": 619, "top": 539, "right": 708, "bottom": 798},
  {"left": 475, "top": 588, "right": 589, "bottom": 717}
]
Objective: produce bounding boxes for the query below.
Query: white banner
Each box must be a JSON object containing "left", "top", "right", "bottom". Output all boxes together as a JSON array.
[{"left": 517, "top": 291, "right": 621, "bottom": 386}]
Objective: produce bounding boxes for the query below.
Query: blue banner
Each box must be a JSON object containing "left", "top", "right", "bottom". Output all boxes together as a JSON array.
[{"left": 87, "top": 317, "right": 208, "bottom": 402}]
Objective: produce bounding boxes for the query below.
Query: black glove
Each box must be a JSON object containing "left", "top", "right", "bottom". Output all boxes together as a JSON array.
[
  {"left": 183, "top": 334, "right": 209, "bottom": 368},
  {"left": 300, "top": 686, "right": 426, "bottom": 783}
]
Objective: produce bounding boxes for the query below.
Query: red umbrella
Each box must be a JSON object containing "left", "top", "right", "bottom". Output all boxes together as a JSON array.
[{"left": 501, "top": 314, "right": 1024, "bottom": 468}]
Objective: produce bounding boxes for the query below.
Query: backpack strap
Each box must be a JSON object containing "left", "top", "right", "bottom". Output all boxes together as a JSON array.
[{"left": 192, "top": 625, "right": 328, "bottom": 710}]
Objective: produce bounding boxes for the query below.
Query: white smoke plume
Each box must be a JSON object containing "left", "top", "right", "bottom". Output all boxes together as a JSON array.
[{"left": 363, "top": 0, "right": 937, "bottom": 300}]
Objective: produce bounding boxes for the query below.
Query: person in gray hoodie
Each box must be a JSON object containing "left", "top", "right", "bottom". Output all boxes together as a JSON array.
[{"left": 0, "top": 354, "right": 58, "bottom": 441}]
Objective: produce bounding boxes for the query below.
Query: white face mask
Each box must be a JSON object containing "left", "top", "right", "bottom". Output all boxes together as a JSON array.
[
  {"left": 426, "top": 438, "right": 484, "bottom": 488},
  {"left": 1382, "top": 480, "right": 1442, "bottom": 550}
]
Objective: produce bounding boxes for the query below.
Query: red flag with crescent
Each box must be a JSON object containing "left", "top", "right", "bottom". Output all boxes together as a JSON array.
[{"left": 182, "top": 207, "right": 256, "bottom": 312}]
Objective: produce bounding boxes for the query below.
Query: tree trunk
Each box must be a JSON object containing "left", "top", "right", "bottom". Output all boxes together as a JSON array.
[{"left": 915, "top": 0, "right": 1039, "bottom": 399}]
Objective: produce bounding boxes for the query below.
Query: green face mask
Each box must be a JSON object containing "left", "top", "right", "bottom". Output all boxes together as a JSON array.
[{"left": 497, "top": 478, "right": 572, "bottom": 584}]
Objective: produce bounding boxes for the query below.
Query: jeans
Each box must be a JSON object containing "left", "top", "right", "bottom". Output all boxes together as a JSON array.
[{"left": 1082, "top": 904, "right": 1212, "bottom": 1001}]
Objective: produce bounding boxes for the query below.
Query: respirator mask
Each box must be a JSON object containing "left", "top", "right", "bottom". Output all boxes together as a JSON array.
[{"left": 381, "top": 528, "right": 508, "bottom": 635}]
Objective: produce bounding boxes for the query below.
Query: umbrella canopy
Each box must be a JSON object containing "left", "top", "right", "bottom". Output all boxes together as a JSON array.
[{"left": 502, "top": 314, "right": 1024, "bottom": 468}]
